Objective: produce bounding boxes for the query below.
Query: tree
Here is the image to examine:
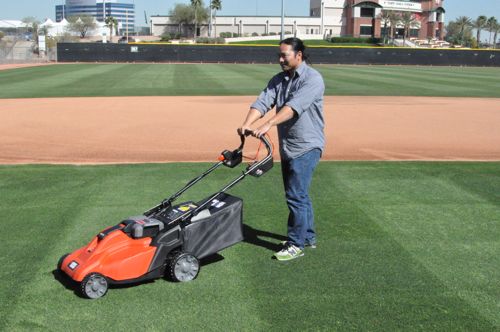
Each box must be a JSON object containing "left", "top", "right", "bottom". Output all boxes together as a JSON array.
[
  {"left": 105, "top": 16, "right": 118, "bottom": 42},
  {"left": 211, "top": 0, "right": 222, "bottom": 38},
  {"left": 378, "top": 10, "right": 391, "bottom": 45},
  {"left": 67, "top": 15, "right": 98, "bottom": 38},
  {"left": 387, "top": 11, "right": 399, "bottom": 45},
  {"left": 455, "top": 16, "right": 472, "bottom": 44},
  {"left": 169, "top": 3, "right": 195, "bottom": 37},
  {"left": 22, "top": 16, "right": 39, "bottom": 33},
  {"left": 486, "top": 17, "right": 498, "bottom": 46},
  {"left": 445, "top": 18, "right": 473, "bottom": 47},
  {"left": 492, "top": 21, "right": 500, "bottom": 49},
  {"left": 472, "top": 15, "right": 487, "bottom": 46},
  {"left": 399, "top": 12, "right": 417, "bottom": 46},
  {"left": 191, "top": 0, "right": 203, "bottom": 38}
]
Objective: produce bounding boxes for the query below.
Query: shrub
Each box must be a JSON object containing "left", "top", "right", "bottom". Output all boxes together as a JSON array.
[
  {"left": 195, "top": 37, "right": 225, "bottom": 44},
  {"left": 269, "top": 32, "right": 277, "bottom": 36},
  {"left": 330, "top": 37, "right": 381, "bottom": 44},
  {"left": 0, "top": 31, "right": 4, "bottom": 40},
  {"left": 251, "top": 32, "right": 259, "bottom": 37},
  {"left": 160, "top": 33, "right": 171, "bottom": 42}
]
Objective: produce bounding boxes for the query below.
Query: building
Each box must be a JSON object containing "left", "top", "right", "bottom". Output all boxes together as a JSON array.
[
  {"left": 150, "top": 0, "right": 445, "bottom": 41},
  {"left": 345, "top": 0, "right": 445, "bottom": 40},
  {"left": 55, "top": 0, "right": 135, "bottom": 34}
]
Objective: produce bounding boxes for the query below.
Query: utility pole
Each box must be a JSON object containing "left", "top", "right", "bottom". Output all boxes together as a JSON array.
[
  {"left": 209, "top": 2, "right": 213, "bottom": 38},
  {"left": 126, "top": 8, "right": 129, "bottom": 40},
  {"left": 281, "top": 0, "right": 285, "bottom": 40}
]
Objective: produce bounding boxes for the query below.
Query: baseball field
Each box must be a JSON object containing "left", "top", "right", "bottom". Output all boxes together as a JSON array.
[{"left": 0, "top": 63, "right": 499, "bottom": 330}]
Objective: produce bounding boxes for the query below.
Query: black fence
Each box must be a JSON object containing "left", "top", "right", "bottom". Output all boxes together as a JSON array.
[{"left": 57, "top": 43, "right": 500, "bottom": 67}]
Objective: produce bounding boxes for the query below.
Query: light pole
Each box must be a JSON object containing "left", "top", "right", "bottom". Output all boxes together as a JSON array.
[
  {"left": 209, "top": 1, "right": 213, "bottom": 38},
  {"left": 281, "top": 0, "right": 285, "bottom": 40},
  {"left": 126, "top": 8, "right": 129, "bottom": 40}
]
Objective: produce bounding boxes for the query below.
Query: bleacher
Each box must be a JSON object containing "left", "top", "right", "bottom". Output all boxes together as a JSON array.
[{"left": 410, "top": 38, "right": 451, "bottom": 48}]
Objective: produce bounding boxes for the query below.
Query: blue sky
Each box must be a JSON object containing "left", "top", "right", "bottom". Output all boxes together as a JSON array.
[{"left": 2, "top": 0, "right": 499, "bottom": 25}]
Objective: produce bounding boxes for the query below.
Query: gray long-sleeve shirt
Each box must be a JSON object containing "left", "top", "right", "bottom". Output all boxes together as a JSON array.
[{"left": 250, "top": 62, "right": 325, "bottom": 160}]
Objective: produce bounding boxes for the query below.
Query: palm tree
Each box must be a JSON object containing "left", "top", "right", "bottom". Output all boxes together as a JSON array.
[
  {"left": 399, "top": 12, "right": 417, "bottom": 46},
  {"left": 472, "top": 15, "right": 487, "bottom": 47},
  {"left": 493, "top": 21, "right": 500, "bottom": 49},
  {"left": 105, "top": 16, "right": 118, "bottom": 43},
  {"left": 486, "top": 16, "right": 498, "bottom": 47},
  {"left": 455, "top": 16, "right": 472, "bottom": 45},
  {"left": 211, "top": 0, "right": 222, "bottom": 38},
  {"left": 191, "top": 0, "right": 202, "bottom": 38}
]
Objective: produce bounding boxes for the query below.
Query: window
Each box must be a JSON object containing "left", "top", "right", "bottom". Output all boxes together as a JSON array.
[
  {"left": 360, "top": 26, "right": 373, "bottom": 36},
  {"left": 410, "top": 29, "right": 419, "bottom": 38},
  {"left": 360, "top": 7, "right": 374, "bottom": 18}
]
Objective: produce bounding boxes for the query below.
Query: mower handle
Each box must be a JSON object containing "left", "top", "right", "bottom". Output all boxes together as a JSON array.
[
  {"left": 238, "top": 129, "right": 273, "bottom": 157},
  {"left": 144, "top": 130, "right": 273, "bottom": 218}
]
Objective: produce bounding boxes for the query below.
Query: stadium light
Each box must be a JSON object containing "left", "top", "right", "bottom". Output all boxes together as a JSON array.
[{"left": 281, "top": 0, "right": 285, "bottom": 41}]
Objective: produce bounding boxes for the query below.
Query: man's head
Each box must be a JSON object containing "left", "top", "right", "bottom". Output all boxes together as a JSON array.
[{"left": 279, "top": 37, "right": 307, "bottom": 72}]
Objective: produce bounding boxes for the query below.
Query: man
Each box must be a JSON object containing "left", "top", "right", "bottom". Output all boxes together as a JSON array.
[{"left": 238, "top": 37, "right": 325, "bottom": 261}]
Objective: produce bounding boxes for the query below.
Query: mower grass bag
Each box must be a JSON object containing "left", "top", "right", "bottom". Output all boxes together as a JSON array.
[{"left": 184, "top": 194, "right": 243, "bottom": 259}]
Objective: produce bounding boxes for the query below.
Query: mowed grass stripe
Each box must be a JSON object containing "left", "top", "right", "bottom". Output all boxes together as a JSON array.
[
  {"left": 1, "top": 64, "right": 500, "bottom": 98},
  {"left": 0, "top": 65, "right": 124, "bottom": 98},
  {"left": 0, "top": 162, "right": 498, "bottom": 330},
  {"left": 329, "top": 162, "right": 500, "bottom": 326},
  {"left": 319, "top": 65, "right": 499, "bottom": 96},
  {"left": 349, "top": 66, "right": 500, "bottom": 91}
]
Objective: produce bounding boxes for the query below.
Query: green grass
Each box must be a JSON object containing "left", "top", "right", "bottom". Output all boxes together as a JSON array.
[
  {"left": 0, "top": 162, "right": 498, "bottom": 330},
  {"left": 228, "top": 39, "right": 354, "bottom": 46},
  {"left": 1, "top": 63, "right": 499, "bottom": 98}
]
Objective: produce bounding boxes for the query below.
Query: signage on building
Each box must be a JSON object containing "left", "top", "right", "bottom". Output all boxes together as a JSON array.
[
  {"left": 38, "top": 36, "right": 46, "bottom": 52},
  {"left": 380, "top": 0, "right": 422, "bottom": 11}
]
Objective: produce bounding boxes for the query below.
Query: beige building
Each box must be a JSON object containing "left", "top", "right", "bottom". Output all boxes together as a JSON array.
[{"left": 150, "top": 0, "right": 445, "bottom": 40}]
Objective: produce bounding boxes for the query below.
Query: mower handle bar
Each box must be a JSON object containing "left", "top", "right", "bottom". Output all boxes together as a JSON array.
[{"left": 144, "top": 131, "right": 272, "bottom": 217}]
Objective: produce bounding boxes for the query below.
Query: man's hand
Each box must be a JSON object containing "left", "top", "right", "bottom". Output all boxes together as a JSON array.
[
  {"left": 238, "top": 108, "right": 262, "bottom": 136},
  {"left": 237, "top": 125, "right": 252, "bottom": 136},
  {"left": 253, "top": 121, "right": 273, "bottom": 137}
]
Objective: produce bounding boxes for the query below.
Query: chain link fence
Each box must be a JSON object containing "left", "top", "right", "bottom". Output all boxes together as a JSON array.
[{"left": 0, "top": 36, "right": 56, "bottom": 64}]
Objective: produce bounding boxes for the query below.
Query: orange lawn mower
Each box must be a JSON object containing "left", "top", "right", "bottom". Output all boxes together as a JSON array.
[{"left": 57, "top": 131, "right": 273, "bottom": 299}]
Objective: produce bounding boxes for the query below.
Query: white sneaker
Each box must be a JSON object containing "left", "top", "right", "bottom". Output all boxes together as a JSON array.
[{"left": 274, "top": 243, "right": 304, "bottom": 261}]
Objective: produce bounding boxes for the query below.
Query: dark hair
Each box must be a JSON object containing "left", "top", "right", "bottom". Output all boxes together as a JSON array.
[{"left": 279, "top": 37, "right": 310, "bottom": 64}]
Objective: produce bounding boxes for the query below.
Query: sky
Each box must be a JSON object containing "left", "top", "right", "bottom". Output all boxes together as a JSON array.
[{"left": 1, "top": 0, "right": 499, "bottom": 26}]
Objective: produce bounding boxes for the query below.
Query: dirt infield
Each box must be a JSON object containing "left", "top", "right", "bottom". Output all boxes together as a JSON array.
[
  {"left": 0, "top": 96, "right": 499, "bottom": 164},
  {"left": 0, "top": 63, "right": 55, "bottom": 71}
]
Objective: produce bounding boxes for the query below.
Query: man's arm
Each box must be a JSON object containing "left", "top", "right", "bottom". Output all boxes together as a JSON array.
[
  {"left": 239, "top": 75, "right": 280, "bottom": 135},
  {"left": 237, "top": 108, "right": 262, "bottom": 135},
  {"left": 252, "top": 106, "right": 295, "bottom": 137}
]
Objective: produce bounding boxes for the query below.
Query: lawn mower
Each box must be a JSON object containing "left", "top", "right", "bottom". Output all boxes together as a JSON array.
[{"left": 57, "top": 131, "right": 273, "bottom": 299}]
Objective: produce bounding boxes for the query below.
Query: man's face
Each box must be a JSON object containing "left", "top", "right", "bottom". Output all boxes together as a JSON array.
[{"left": 279, "top": 43, "right": 302, "bottom": 72}]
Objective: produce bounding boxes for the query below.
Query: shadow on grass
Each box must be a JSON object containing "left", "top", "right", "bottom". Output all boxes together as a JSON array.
[{"left": 242, "top": 224, "right": 287, "bottom": 252}]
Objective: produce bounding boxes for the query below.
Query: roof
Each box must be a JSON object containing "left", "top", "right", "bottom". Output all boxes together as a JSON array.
[{"left": 0, "top": 20, "right": 25, "bottom": 29}]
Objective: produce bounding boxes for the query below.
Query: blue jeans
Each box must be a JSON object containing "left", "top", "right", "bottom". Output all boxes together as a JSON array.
[{"left": 281, "top": 148, "right": 321, "bottom": 249}]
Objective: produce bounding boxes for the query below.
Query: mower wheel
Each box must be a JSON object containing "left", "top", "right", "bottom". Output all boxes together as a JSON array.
[
  {"left": 57, "top": 253, "right": 69, "bottom": 271},
  {"left": 80, "top": 273, "right": 108, "bottom": 299},
  {"left": 168, "top": 252, "right": 200, "bottom": 282}
]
